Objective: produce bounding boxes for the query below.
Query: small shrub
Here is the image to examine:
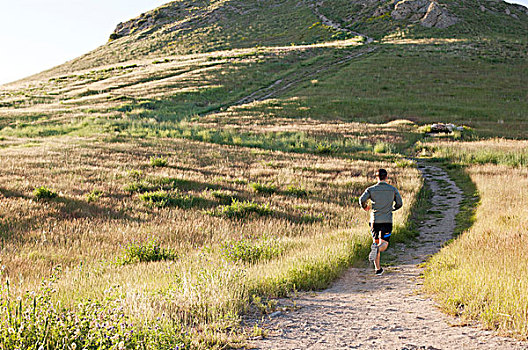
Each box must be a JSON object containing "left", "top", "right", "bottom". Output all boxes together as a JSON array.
[
  {"left": 208, "top": 199, "right": 272, "bottom": 219},
  {"left": 139, "top": 190, "right": 194, "bottom": 208},
  {"left": 249, "top": 182, "right": 277, "bottom": 195},
  {"left": 211, "top": 190, "right": 238, "bottom": 204},
  {"left": 85, "top": 189, "right": 103, "bottom": 202},
  {"left": 373, "top": 141, "right": 393, "bottom": 154},
  {"left": 119, "top": 240, "right": 177, "bottom": 264},
  {"left": 395, "top": 159, "right": 417, "bottom": 168},
  {"left": 33, "top": 186, "right": 57, "bottom": 200},
  {"left": 418, "top": 125, "right": 432, "bottom": 133},
  {"left": 285, "top": 185, "right": 308, "bottom": 197},
  {"left": 316, "top": 142, "right": 337, "bottom": 154},
  {"left": 150, "top": 156, "right": 168, "bottom": 167},
  {"left": 127, "top": 169, "right": 143, "bottom": 180},
  {"left": 233, "top": 178, "right": 248, "bottom": 185},
  {"left": 124, "top": 180, "right": 152, "bottom": 193},
  {"left": 220, "top": 238, "right": 285, "bottom": 264}
]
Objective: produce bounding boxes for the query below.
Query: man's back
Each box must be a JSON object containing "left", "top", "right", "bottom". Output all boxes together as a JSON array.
[{"left": 359, "top": 181, "right": 402, "bottom": 223}]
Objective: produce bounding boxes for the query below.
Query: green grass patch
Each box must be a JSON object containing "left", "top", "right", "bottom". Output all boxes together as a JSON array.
[
  {"left": 33, "top": 186, "right": 58, "bottom": 201},
  {"left": 139, "top": 190, "right": 194, "bottom": 208},
  {"left": 150, "top": 156, "right": 168, "bottom": 167},
  {"left": 119, "top": 240, "right": 177, "bottom": 264},
  {"left": 220, "top": 238, "right": 286, "bottom": 264},
  {"left": 85, "top": 189, "right": 103, "bottom": 202},
  {"left": 284, "top": 185, "right": 308, "bottom": 198},
  {"left": 249, "top": 182, "right": 277, "bottom": 195},
  {"left": 210, "top": 190, "right": 238, "bottom": 204}
]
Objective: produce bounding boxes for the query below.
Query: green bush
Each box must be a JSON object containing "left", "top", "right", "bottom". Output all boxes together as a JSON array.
[
  {"left": 33, "top": 186, "right": 57, "bottom": 200},
  {"left": 285, "top": 185, "right": 308, "bottom": 197},
  {"left": 249, "top": 182, "right": 277, "bottom": 195},
  {"left": 373, "top": 141, "right": 393, "bottom": 154},
  {"left": 220, "top": 238, "right": 285, "bottom": 264},
  {"left": 139, "top": 190, "right": 194, "bottom": 208},
  {"left": 316, "top": 142, "right": 337, "bottom": 154},
  {"left": 85, "top": 189, "right": 103, "bottom": 202},
  {"left": 124, "top": 180, "right": 153, "bottom": 193},
  {"left": 395, "top": 159, "right": 417, "bottom": 168},
  {"left": 210, "top": 190, "right": 238, "bottom": 204},
  {"left": 150, "top": 156, "right": 168, "bottom": 167},
  {"left": 119, "top": 240, "right": 177, "bottom": 264}
]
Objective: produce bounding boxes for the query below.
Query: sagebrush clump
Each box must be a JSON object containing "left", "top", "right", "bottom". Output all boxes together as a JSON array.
[
  {"left": 119, "top": 240, "right": 177, "bottom": 264},
  {"left": 33, "top": 186, "right": 57, "bottom": 200}
]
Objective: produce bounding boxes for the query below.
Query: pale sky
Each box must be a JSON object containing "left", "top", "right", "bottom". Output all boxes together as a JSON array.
[
  {"left": 0, "top": 0, "right": 527, "bottom": 85},
  {"left": 0, "top": 0, "right": 170, "bottom": 85}
]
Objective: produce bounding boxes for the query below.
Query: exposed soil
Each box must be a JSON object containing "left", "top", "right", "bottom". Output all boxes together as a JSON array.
[{"left": 249, "top": 163, "right": 527, "bottom": 350}]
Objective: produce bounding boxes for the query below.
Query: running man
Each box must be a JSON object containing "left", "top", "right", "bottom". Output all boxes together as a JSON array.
[{"left": 359, "top": 168, "right": 403, "bottom": 275}]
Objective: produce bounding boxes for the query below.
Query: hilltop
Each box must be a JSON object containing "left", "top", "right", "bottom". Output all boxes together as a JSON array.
[{"left": 17, "top": 0, "right": 528, "bottom": 80}]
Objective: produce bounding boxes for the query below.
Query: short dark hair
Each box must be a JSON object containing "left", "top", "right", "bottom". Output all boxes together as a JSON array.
[{"left": 377, "top": 168, "right": 388, "bottom": 180}]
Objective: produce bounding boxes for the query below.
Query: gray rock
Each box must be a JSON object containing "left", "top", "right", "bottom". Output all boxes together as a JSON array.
[
  {"left": 392, "top": 0, "right": 431, "bottom": 20},
  {"left": 392, "top": 0, "right": 457, "bottom": 28},
  {"left": 421, "top": 2, "right": 458, "bottom": 28}
]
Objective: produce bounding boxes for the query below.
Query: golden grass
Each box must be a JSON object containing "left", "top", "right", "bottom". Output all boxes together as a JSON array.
[
  {"left": 424, "top": 163, "right": 528, "bottom": 338},
  {"left": 419, "top": 138, "right": 528, "bottom": 167},
  {"left": 0, "top": 135, "right": 420, "bottom": 330}
]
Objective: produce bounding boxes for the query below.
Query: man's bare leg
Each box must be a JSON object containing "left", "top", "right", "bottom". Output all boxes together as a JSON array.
[{"left": 373, "top": 239, "right": 389, "bottom": 271}]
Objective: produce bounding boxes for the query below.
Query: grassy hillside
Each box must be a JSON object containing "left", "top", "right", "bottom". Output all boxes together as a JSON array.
[
  {"left": 0, "top": 0, "right": 527, "bottom": 347},
  {"left": 15, "top": 0, "right": 528, "bottom": 80}
]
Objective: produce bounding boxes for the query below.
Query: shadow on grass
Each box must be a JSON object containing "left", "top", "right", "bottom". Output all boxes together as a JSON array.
[{"left": 0, "top": 188, "right": 142, "bottom": 244}]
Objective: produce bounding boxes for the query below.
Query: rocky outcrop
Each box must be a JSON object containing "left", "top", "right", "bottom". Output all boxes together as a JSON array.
[
  {"left": 392, "top": 0, "right": 431, "bottom": 21},
  {"left": 110, "top": 2, "right": 209, "bottom": 40},
  {"left": 421, "top": 2, "right": 458, "bottom": 28},
  {"left": 391, "top": 0, "right": 458, "bottom": 28}
]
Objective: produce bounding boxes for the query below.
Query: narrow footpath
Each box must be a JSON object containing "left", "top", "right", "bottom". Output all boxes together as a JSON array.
[{"left": 251, "top": 163, "right": 527, "bottom": 350}]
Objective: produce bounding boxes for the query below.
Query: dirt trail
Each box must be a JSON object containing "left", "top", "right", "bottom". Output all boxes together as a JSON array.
[
  {"left": 235, "top": 46, "right": 376, "bottom": 105},
  {"left": 235, "top": 1, "right": 374, "bottom": 106},
  {"left": 251, "top": 163, "right": 527, "bottom": 350},
  {"left": 310, "top": 0, "right": 374, "bottom": 44}
]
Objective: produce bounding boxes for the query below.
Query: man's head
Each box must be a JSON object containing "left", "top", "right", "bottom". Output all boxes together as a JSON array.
[{"left": 376, "top": 168, "right": 388, "bottom": 181}]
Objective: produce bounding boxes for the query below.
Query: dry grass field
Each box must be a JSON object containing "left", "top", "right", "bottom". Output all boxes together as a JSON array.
[{"left": 0, "top": 133, "right": 421, "bottom": 348}]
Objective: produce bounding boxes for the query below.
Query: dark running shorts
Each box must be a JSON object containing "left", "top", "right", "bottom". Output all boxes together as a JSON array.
[{"left": 370, "top": 222, "right": 392, "bottom": 242}]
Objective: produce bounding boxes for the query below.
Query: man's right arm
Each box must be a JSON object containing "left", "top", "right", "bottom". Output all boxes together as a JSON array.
[{"left": 359, "top": 189, "right": 370, "bottom": 210}]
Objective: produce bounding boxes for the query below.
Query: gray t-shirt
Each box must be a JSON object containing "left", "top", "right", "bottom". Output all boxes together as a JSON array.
[{"left": 359, "top": 181, "right": 403, "bottom": 223}]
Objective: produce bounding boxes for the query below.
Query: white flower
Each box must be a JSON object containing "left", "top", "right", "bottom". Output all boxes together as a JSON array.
[{"left": 118, "top": 341, "right": 126, "bottom": 350}]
